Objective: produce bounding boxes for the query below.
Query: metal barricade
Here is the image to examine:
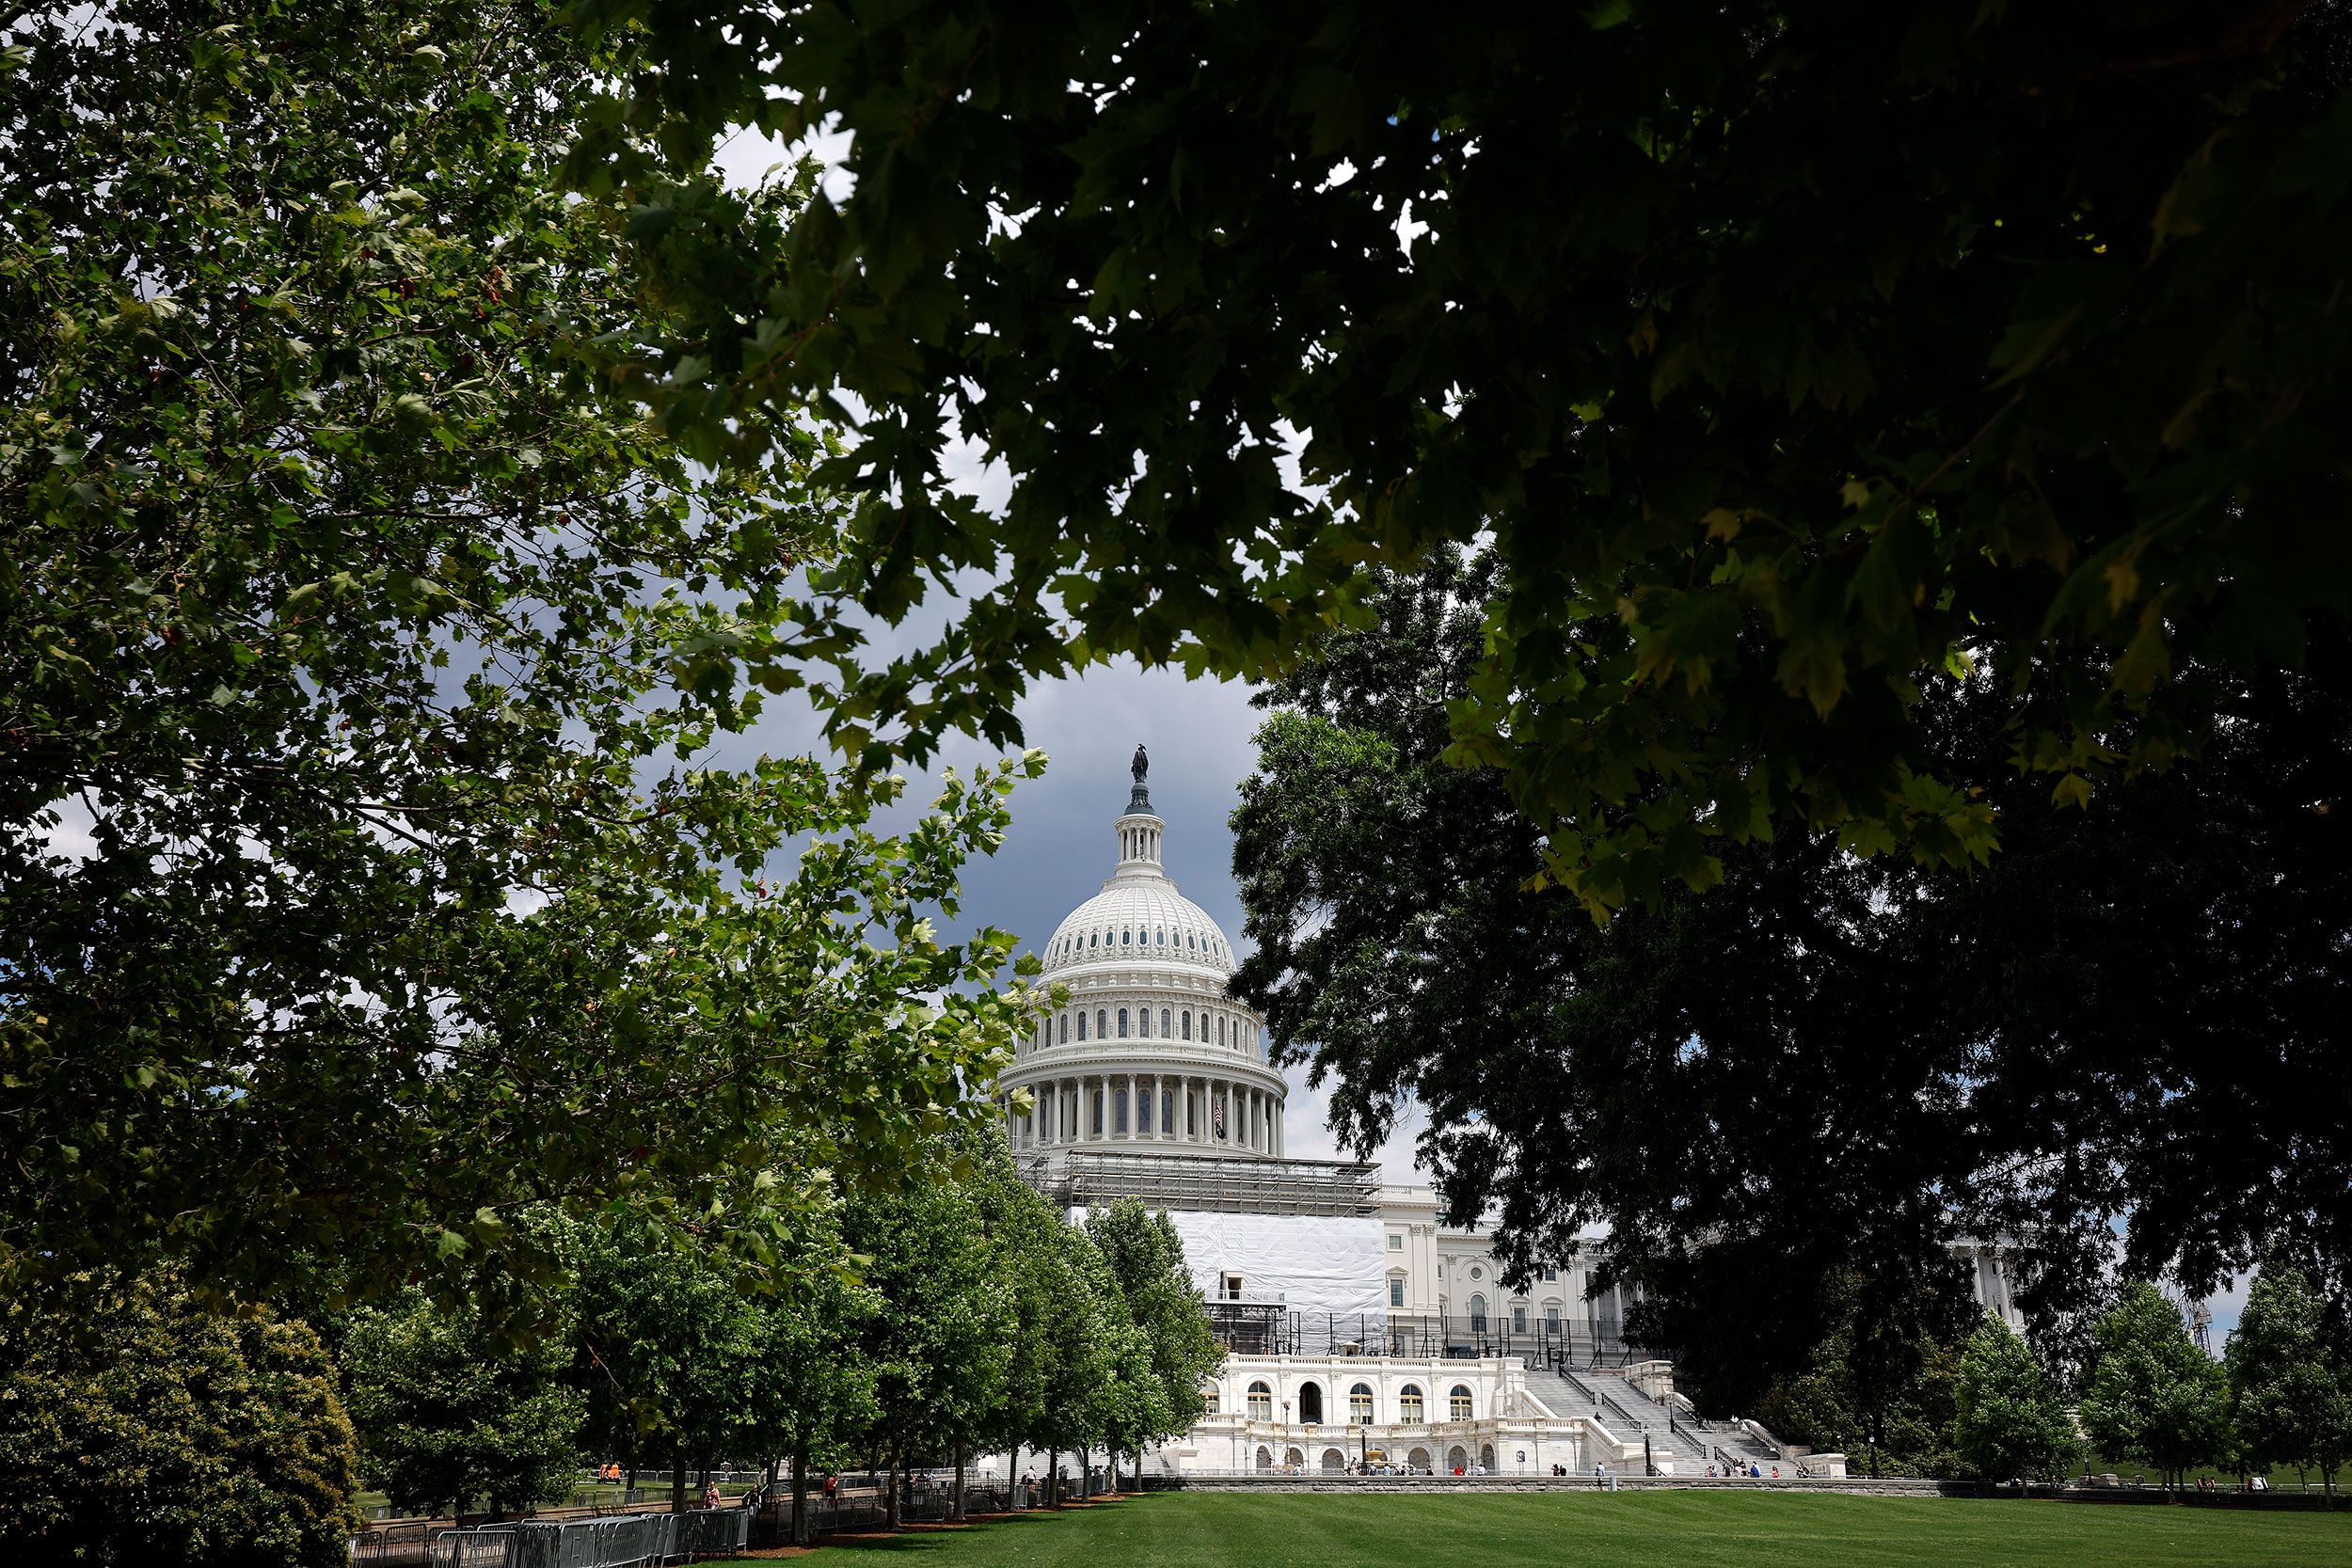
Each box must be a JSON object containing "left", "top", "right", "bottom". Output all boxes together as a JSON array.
[{"left": 429, "top": 1509, "right": 754, "bottom": 1568}]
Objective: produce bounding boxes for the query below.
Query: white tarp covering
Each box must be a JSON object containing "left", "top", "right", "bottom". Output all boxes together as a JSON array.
[{"left": 1153, "top": 1210, "right": 1389, "bottom": 1318}]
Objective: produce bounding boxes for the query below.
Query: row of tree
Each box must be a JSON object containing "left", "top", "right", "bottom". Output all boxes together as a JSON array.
[
  {"left": 0, "top": 1133, "right": 1224, "bottom": 1567},
  {"left": 1769, "top": 1267, "right": 2352, "bottom": 1493}
]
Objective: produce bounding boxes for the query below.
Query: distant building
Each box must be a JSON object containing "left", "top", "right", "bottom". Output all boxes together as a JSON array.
[{"left": 996, "top": 753, "right": 2016, "bottom": 1476}]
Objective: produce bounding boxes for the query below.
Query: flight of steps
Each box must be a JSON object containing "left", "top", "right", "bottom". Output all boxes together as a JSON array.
[{"left": 1521, "top": 1364, "right": 1782, "bottom": 1476}]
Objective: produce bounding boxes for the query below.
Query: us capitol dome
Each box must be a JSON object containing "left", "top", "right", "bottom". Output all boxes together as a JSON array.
[{"left": 996, "top": 745, "right": 1288, "bottom": 1165}]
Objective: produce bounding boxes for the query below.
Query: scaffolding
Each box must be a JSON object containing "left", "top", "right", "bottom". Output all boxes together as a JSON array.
[{"left": 1019, "top": 1149, "right": 1381, "bottom": 1216}]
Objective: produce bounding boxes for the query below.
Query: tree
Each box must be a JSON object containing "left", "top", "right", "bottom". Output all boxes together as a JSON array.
[
  {"left": 574, "top": 1217, "right": 766, "bottom": 1513},
  {"left": 961, "top": 1132, "right": 1067, "bottom": 1513},
  {"left": 2227, "top": 1256, "right": 2352, "bottom": 1493},
  {"left": 738, "top": 1213, "right": 881, "bottom": 1544},
  {"left": 2079, "top": 1283, "right": 2233, "bottom": 1489},
  {"left": 1087, "top": 1198, "right": 1225, "bottom": 1483},
  {"left": 566, "top": 0, "right": 2352, "bottom": 913},
  {"left": 1027, "top": 1226, "right": 1123, "bottom": 1505},
  {"left": 0, "top": 1274, "right": 359, "bottom": 1568},
  {"left": 1222, "top": 550, "right": 2352, "bottom": 1402},
  {"left": 0, "top": 0, "right": 1041, "bottom": 1312},
  {"left": 1757, "top": 1268, "right": 1972, "bottom": 1480},
  {"left": 341, "top": 1288, "right": 586, "bottom": 1520},
  {"left": 1955, "top": 1317, "right": 2083, "bottom": 1484},
  {"left": 843, "top": 1157, "right": 1015, "bottom": 1528}
]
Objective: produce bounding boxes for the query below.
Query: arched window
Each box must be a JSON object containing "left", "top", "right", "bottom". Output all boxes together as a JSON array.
[
  {"left": 1161, "top": 1007, "right": 1171, "bottom": 1037},
  {"left": 1121, "top": 927, "right": 1131, "bottom": 944},
  {"left": 1096, "top": 1009, "right": 1107, "bottom": 1038},
  {"left": 1203, "top": 1386, "right": 1219, "bottom": 1416},
  {"left": 1138, "top": 1008, "right": 1149, "bottom": 1038},
  {"left": 1091, "top": 1089, "right": 1104, "bottom": 1137},
  {"left": 1298, "top": 1382, "right": 1323, "bottom": 1423},
  {"left": 1254, "top": 1445, "right": 1272, "bottom": 1470},
  {"left": 1059, "top": 1014, "right": 1069, "bottom": 1044},
  {"left": 1398, "top": 1386, "right": 1423, "bottom": 1423},
  {"left": 1118, "top": 1007, "right": 1129, "bottom": 1038},
  {"left": 1217, "top": 1015, "right": 1226, "bottom": 1046},
  {"left": 1077, "top": 1011, "right": 1088, "bottom": 1041},
  {"left": 1349, "top": 1384, "right": 1375, "bottom": 1424},
  {"left": 1469, "top": 1294, "right": 1487, "bottom": 1332},
  {"left": 1247, "top": 1382, "right": 1272, "bottom": 1421},
  {"left": 1450, "top": 1385, "right": 1473, "bottom": 1421},
  {"left": 1182, "top": 1010, "right": 1192, "bottom": 1039},
  {"left": 1157, "top": 927, "right": 1166, "bottom": 944}
]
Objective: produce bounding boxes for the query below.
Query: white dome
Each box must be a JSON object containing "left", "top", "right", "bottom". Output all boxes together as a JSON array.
[{"left": 1042, "top": 879, "right": 1237, "bottom": 977}]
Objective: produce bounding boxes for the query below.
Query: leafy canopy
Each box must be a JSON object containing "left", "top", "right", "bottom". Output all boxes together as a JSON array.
[
  {"left": 0, "top": 0, "right": 1042, "bottom": 1308},
  {"left": 1229, "top": 550, "right": 2352, "bottom": 1393},
  {"left": 565, "top": 0, "right": 2352, "bottom": 912}
]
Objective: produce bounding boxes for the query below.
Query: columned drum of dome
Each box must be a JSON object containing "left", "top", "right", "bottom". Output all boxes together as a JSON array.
[{"left": 997, "top": 748, "right": 1288, "bottom": 1167}]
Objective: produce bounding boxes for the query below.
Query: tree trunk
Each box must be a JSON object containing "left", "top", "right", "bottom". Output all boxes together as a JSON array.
[
  {"left": 791, "top": 1451, "right": 810, "bottom": 1545},
  {"left": 886, "top": 1439, "right": 903, "bottom": 1530},
  {"left": 952, "top": 1437, "right": 967, "bottom": 1523},
  {"left": 1047, "top": 1449, "right": 1059, "bottom": 1506},
  {"left": 670, "top": 1453, "right": 688, "bottom": 1514}
]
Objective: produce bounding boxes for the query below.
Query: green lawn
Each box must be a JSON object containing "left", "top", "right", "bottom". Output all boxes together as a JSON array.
[{"left": 723, "top": 1489, "right": 2351, "bottom": 1568}]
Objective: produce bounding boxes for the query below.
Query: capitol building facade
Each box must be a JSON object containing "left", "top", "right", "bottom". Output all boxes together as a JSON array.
[{"left": 995, "top": 752, "right": 2021, "bottom": 1478}]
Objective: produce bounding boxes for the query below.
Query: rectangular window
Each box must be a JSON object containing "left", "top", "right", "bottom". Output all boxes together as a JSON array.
[
  {"left": 1390, "top": 1278, "right": 1406, "bottom": 1308},
  {"left": 1513, "top": 1307, "right": 1527, "bottom": 1333},
  {"left": 1545, "top": 1307, "right": 1561, "bottom": 1331},
  {"left": 1224, "top": 1275, "right": 1244, "bottom": 1301},
  {"left": 1388, "top": 1234, "right": 1405, "bottom": 1251},
  {"left": 1542, "top": 1267, "right": 1558, "bottom": 1282}
]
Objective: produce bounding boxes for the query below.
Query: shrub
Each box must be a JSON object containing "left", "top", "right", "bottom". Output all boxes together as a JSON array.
[{"left": 0, "top": 1275, "right": 360, "bottom": 1567}]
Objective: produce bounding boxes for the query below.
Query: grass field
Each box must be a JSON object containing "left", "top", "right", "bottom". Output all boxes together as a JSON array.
[{"left": 720, "top": 1489, "right": 2352, "bottom": 1568}]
